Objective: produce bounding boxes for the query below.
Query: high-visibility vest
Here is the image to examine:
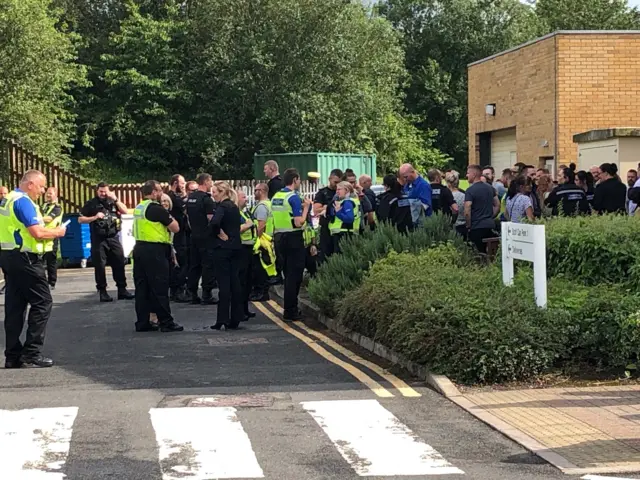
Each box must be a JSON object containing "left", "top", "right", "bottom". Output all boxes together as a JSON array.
[
  {"left": 0, "top": 191, "right": 45, "bottom": 253},
  {"left": 240, "top": 208, "right": 257, "bottom": 246},
  {"left": 251, "top": 200, "right": 274, "bottom": 236},
  {"left": 329, "top": 197, "right": 361, "bottom": 235},
  {"left": 271, "top": 190, "right": 304, "bottom": 233},
  {"left": 42, "top": 202, "right": 63, "bottom": 252},
  {"left": 133, "top": 199, "right": 171, "bottom": 244},
  {"left": 253, "top": 233, "right": 277, "bottom": 277}
]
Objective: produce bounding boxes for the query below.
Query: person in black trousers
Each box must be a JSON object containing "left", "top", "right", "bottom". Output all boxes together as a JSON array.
[
  {"left": 236, "top": 190, "right": 257, "bottom": 321},
  {"left": 209, "top": 181, "right": 244, "bottom": 330}
]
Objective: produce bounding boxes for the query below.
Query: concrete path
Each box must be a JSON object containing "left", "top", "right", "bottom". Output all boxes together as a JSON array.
[{"left": 0, "top": 266, "right": 575, "bottom": 479}]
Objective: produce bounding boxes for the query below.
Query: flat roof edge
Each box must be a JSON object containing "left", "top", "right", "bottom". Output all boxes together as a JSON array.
[
  {"left": 573, "top": 128, "right": 640, "bottom": 143},
  {"left": 468, "top": 30, "right": 640, "bottom": 68}
]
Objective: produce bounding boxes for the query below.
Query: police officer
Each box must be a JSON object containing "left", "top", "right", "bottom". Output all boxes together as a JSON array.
[
  {"left": 250, "top": 183, "right": 274, "bottom": 301},
  {"left": 328, "top": 181, "right": 361, "bottom": 254},
  {"left": 79, "top": 182, "right": 135, "bottom": 302},
  {"left": 40, "top": 187, "right": 63, "bottom": 289},
  {"left": 186, "top": 173, "right": 217, "bottom": 304},
  {"left": 167, "top": 174, "right": 190, "bottom": 302},
  {"left": 1, "top": 170, "right": 66, "bottom": 368},
  {"left": 313, "top": 169, "right": 342, "bottom": 263},
  {"left": 237, "top": 191, "right": 257, "bottom": 320},
  {"left": 272, "top": 168, "right": 311, "bottom": 321},
  {"left": 132, "top": 180, "right": 183, "bottom": 333}
]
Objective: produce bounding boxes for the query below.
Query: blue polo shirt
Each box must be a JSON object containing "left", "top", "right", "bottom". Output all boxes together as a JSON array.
[
  {"left": 281, "top": 187, "right": 303, "bottom": 217},
  {"left": 12, "top": 188, "right": 40, "bottom": 247},
  {"left": 403, "top": 175, "right": 432, "bottom": 221}
]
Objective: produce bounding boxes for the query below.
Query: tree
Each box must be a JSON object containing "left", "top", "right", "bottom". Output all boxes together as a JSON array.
[
  {"left": 379, "top": 0, "right": 542, "bottom": 168},
  {"left": 535, "top": 0, "right": 640, "bottom": 31},
  {"left": 0, "top": 0, "right": 86, "bottom": 161}
]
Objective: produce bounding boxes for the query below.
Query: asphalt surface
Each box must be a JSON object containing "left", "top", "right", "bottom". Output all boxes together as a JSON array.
[{"left": 0, "top": 266, "right": 592, "bottom": 480}]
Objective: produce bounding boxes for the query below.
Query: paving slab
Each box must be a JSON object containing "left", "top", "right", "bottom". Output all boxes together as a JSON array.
[{"left": 459, "top": 386, "right": 640, "bottom": 475}]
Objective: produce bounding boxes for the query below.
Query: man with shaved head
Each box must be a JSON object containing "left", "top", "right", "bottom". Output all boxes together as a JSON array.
[
  {"left": 398, "top": 163, "right": 432, "bottom": 226},
  {"left": 40, "top": 187, "right": 63, "bottom": 289},
  {"left": 0, "top": 170, "right": 67, "bottom": 368}
]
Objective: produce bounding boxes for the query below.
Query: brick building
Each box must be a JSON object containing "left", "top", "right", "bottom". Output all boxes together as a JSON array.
[{"left": 467, "top": 31, "right": 640, "bottom": 176}]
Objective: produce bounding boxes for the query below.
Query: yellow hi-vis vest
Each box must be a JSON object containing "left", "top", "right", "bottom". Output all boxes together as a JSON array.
[
  {"left": 240, "top": 209, "right": 257, "bottom": 246},
  {"left": 133, "top": 199, "right": 171, "bottom": 244},
  {"left": 251, "top": 200, "right": 274, "bottom": 236},
  {"left": 253, "top": 233, "right": 277, "bottom": 277},
  {"left": 0, "top": 191, "right": 45, "bottom": 253},
  {"left": 271, "top": 190, "right": 304, "bottom": 233},
  {"left": 42, "top": 203, "right": 63, "bottom": 252},
  {"left": 329, "top": 197, "right": 361, "bottom": 235}
]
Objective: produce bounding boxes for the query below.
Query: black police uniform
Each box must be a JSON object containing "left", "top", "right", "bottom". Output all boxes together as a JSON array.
[
  {"left": 313, "top": 186, "right": 337, "bottom": 262},
  {"left": 168, "top": 190, "right": 190, "bottom": 300},
  {"left": 185, "top": 190, "right": 217, "bottom": 303},
  {"left": 133, "top": 202, "right": 183, "bottom": 333},
  {"left": 544, "top": 183, "right": 591, "bottom": 216},
  {"left": 80, "top": 197, "right": 134, "bottom": 302}
]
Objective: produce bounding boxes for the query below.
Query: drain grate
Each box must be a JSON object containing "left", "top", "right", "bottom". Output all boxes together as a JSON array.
[
  {"left": 206, "top": 337, "right": 269, "bottom": 346},
  {"left": 159, "top": 394, "right": 276, "bottom": 408}
]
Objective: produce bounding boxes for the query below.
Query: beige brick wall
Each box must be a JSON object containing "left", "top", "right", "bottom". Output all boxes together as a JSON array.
[
  {"left": 467, "top": 36, "right": 556, "bottom": 166},
  {"left": 556, "top": 34, "right": 640, "bottom": 165}
]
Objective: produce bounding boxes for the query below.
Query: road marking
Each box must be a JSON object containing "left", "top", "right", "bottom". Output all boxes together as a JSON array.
[
  {"left": 149, "top": 407, "right": 264, "bottom": 479},
  {"left": 302, "top": 399, "right": 464, "bottom": 476},
  {"left": 267, "top": 300, "right": 421, "bottom": 398},
  {"left": 582, "top": 476, "right": 640, "bottom": 480},
  {"left": 0, "top": 406, "right": 78, "bottom": 479},
  {"left": 253, "top": 301, "right": 394, "bottom": 398}
]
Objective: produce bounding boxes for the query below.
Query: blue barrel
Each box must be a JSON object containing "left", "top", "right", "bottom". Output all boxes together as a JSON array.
[{"left": 60, "top": 214, "right": 91, "bottom": 267}]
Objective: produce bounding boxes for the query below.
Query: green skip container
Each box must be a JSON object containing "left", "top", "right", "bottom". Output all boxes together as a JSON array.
[{"left": 253, "top": 152, "right": 377, "bottom": 184}]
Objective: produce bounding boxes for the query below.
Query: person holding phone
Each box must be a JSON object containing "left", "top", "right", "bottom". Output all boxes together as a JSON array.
[{"left": 0, "top": 170, "right": 67, "bottom": 368}]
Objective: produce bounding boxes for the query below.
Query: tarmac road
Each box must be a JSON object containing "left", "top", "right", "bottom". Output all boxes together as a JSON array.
[{"left": 0, "top": 266, "right": 583, "bottom": 480}]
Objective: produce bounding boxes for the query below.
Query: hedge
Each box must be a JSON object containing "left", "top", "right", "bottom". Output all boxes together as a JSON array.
[
  {"left": 307, "top": 214, "right": 468, "bottom": 317},
  {"left": 337, "top": 244, "right": 640, "bottom": 384}
]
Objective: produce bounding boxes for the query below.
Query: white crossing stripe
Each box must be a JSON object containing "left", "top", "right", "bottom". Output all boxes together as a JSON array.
[
  {"left": 149, "top": 407, "right": 264, "bottom": 479},
  {"left": 0, "top": 407, "right": 78, "bottom": 480},
  {"left": 302, "top": 399, "right": 464, "bottom": 476},
  {"left": 582, "top": 476, "right": 640, "bottom": 480}
]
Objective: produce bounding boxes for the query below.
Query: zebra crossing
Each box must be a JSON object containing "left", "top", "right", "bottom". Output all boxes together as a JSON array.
[{"left": 0, "top": 398, "right": 465, "bottom": 479}]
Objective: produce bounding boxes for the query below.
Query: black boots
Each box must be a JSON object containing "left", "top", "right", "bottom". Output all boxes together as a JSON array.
[{"left": 99, "top": 287, "right": 135, "bottom": 302}]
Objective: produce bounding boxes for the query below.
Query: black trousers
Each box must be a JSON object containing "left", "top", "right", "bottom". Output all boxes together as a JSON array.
[
  {"left": 252, "top": 252, "right": 269, "bottom": 295},
  {"left": 43, "top": 239, "right": 58, "bottom": 286},
  {"left": 91, "top": 236, "right": 127, "bottom": 290},
  {"left": 133, "top": 243, "right": 174, "bottom": 329},
  {"left": 331, "top": 232, "right": 353, "bottom": 255},
  {"left": 468, "top": 228, "right": 495, "bottom": 254},
  {"left": 2, "top": 251, "right": 52, "bottom": 361},
  {"left": 170, "top": 243, "right": 190, "bottom": 293},
  {"left": 238, "top": 245, "right": 254, "bottom": 314},
  {"left": 212, "top": 248, "right": 243, "bottom": 328},
  {"left": 318, "top": 229, "right": 334, "bottom": 264},
  {"left": 187, "top": 236, "right": 215, "bottom": 295},
  {"left": 306, "top": 247, "right": 318, "bottom": 278},
  {"left": 276, "top": 231, "right": 306, "bottom": 315}
]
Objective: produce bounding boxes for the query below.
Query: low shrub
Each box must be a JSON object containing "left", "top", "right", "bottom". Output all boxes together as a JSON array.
[
  {"left": 338, "top": 246, "right": 640, "bottom": 385},
  {"left": 538, "top": 214, "right": 640, "bottom": 285},
  {"left": 307, "top": 214, "right": 470, "bottom": 317}
]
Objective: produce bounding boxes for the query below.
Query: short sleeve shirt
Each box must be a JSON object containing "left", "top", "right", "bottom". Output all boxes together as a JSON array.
[
  {"left": 253, "top": 203, "right": 269, "bottom": 222},
  {"left": 145, "top": 202, "right": 173, "bottom": 226},
  {"left": 80, "top": 197, "right": 122, "bottom": 239},
  {"left": 464, "top": 182, "right": 496, "bottom": 230},
  {"left": 505, "top": 193, "right": 532, "bottom": 223}
]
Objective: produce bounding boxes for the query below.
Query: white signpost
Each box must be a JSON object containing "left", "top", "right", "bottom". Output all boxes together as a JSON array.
[{"left": 501, "top": 222, "right": 547, "bottom": 308}]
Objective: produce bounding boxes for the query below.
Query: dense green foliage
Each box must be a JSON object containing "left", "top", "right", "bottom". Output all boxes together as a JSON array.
[
  {"left": 2, "top": 0, "right": 639, "bottom": 178},
  {"left": 307, "top": 215, "right": 465, "bottom": 318},
  {"left": 338, "top": 246, "right": 640, "bottom": 384},
  {"left": 540, "top": 214, "right": 640, "bottom": 285}
]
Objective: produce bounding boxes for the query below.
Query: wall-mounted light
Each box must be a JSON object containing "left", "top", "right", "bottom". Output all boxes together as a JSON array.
[{"left": 485, "top": 103, "right": 496, "bottom": 116}]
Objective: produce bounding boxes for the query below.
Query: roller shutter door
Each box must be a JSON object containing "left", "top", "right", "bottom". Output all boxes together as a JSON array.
[{"left": 490, "top": 128, "right": 517, "bottom": 173}]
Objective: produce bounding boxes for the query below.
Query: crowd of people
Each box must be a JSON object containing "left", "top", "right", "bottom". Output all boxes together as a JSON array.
[{"left": 3, "top": 159, "right": 637, "bottom": 369}]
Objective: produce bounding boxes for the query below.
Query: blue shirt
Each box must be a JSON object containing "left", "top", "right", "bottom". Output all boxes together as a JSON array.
[
  {"left": 12, "top": 188, "right": 39, "bottom": 247},
  {"left": 403, "top": 176, "right": 432, "bottom": 222},
  {"left": 335, "top": 199, "right": 356, "bottom": 223},
  {"left": 282, "top": 188, "right": 303, "bottom": 217}
]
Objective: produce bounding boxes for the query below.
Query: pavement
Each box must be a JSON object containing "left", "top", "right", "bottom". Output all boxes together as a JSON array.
[
  {"left": 454, "top": 387, "right": 640, "bottom": 477},
  {"left": 0, "top": 266, "right": 626, "bottom": 480}
]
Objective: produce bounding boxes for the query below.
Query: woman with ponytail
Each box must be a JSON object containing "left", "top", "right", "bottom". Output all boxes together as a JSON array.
[{"left": 209, "top": 181, "right": 244, "bottom": 329}]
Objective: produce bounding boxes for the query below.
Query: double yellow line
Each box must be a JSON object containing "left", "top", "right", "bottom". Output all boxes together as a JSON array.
[{"left": 252, "top": 300, "right": 421, "bottom": 398}]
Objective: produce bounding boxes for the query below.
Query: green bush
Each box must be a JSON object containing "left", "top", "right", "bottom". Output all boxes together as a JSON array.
[
  {"left": 307, "top": 214, "right": 470, "bottom": 317},
  {"left": 538, "top": 214, "right": 640, "bottom": 285},
  {"left": 338, "top": 246, "right": 640, "bottom": 384}
]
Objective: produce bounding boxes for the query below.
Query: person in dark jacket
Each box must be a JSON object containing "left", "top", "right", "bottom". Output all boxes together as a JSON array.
[
  {"left": 545, "top": 168, "right": 591, "bottom": 216},
  {"left": 376, "top": 174, "right": 413, "bottom": 233},
  {"left": 593, "top": 163, "right": 627, "bottom": 214},
  {"left": 209, "top": 181, "right": 244, "bottom": 330}
]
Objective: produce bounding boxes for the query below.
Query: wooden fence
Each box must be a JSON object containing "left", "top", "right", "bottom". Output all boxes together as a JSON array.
[
  {"left": 2, "top": 141, "right": 321, "bottom": 211},
  {"left": 2, "top": 140, "right": 95, "bottom": 213}
]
